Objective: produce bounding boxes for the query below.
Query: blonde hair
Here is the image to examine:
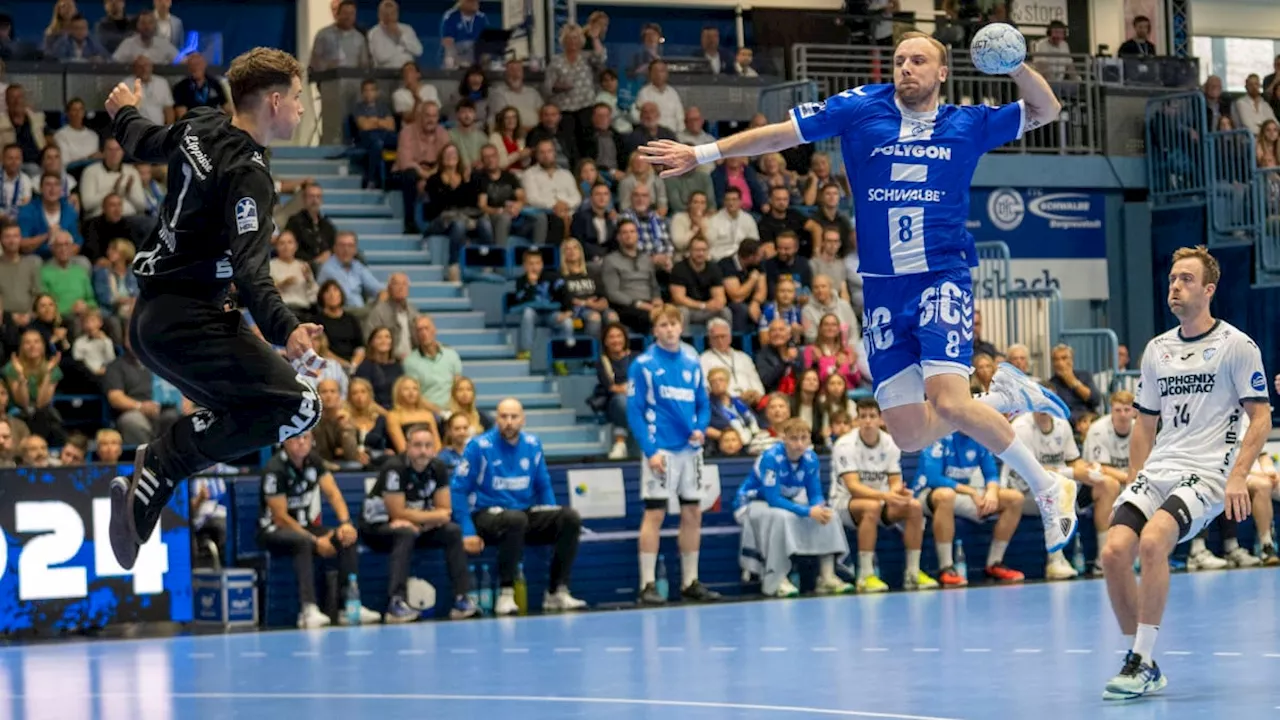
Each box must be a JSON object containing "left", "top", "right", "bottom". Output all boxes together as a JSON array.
[
  {"left": 109, "top": 238, "right": 136, "bottom": 264},
  {"left": 95, "top": 428, "right": 122, "bottom": 445},
  {"left": 448, "top": 376, "right": 484, "bottom": 433},
  {"left": 559, "top": 22, "right": 585, "bottom": 48},
  {"left": 1171, "top": 245, "right": 1221, "bottom": 286},
  {"left": 345, "top": 377, "right": 387, "bottom": 420},
  {"left": 390, "top": 376, "right": 426, "bottom": 412},
  {"left": 897, "top": 30, "right": 950, "bottom": 66},
  {"left": 559, "top": 238, "right": 586, "bottom": 276},
  {"left": 1111, "top": 389, "right": 1135, "bottom": 406}
]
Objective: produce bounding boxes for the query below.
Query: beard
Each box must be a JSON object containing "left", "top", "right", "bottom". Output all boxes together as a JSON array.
[{"left": 895, "top": 79, "right": 938, "bottom": 108}]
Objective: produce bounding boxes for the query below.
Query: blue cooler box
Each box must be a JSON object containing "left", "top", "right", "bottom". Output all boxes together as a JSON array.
[{"left": 193, "top": 569, "right": 258, "bottom": 627}]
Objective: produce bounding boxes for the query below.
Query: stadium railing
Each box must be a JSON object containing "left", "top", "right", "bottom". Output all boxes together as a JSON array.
[
  {"left": 1059, "top": 328, "right": 1121, "bottom": 395},
  {"left": 4, "top": 61, "right": 227, "bottom": 118},
  {"left": 1144, "top": 91, "right": 1208, "bottom": 209},
  {"left": 757, "top": 80, "right": 818, "bottom": 125},
  {"left": 1205, "top": 128, "right": 1261, "bottom": 246},
  {"left": 1257, "top": 168, "right": 1280, "bottom": 273}
]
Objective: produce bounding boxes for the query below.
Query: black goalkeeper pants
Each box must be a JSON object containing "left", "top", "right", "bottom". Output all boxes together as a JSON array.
[{"left": 129, "top": 294, "right": 320, "bottom": 482}]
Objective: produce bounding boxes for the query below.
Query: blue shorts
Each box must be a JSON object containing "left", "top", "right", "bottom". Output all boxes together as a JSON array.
[{"left": 861, "top": 267, "right": 974, "bottom": 410}]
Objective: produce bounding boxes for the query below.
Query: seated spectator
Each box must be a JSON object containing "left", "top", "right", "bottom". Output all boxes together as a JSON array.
[
  {"left": 677, "top": 106, "right": 716, "bottom": 152},
  {"left": 619, "top": 184, "right": 673, "bottom": 277},
  {"left": 632, "top": 60, "right": 683, "bottom": 132},
  {"left": 53, "top": 99, "right": 101, "bottom": 166},
  {"left": 488, "top": 106, "right": 530, "bottom": 171},
  {"left": 1004, "top": 342, "right": 1034, "bottom": 378},
  {"left": 970, "top": 351, "right": 995, "bottom": 393},
  {"left": 191, "top": 475, "right": 228, "bottom": 568},
  {"left": 446, "top": 376, "right": 492, "bottom": 436},
  {"left": 70, "top": 307, "right": 113, "bottom": 375},
  {"left": 733, "top": 47, "right": 758, "bottom": 77},
  {"left": 521, "top": 139, "right": 579, "bottom": 241},
  {"left": 543, "top": 23, "right": 604, "bottom": 144},
  {"left": 127, "top": 55, "right": 174, "bottom": 125},
  {"left": 284, "top": 183, "right": 336, "bottom": 266},
  {"left": 172, "top": 53, "right": 229, "bottom": 119},
  {"left": 80, "top": 138, "right": 146, "bottom": 218},
  {"left": 354, "top": 326, "right": 404, "bottom": 409},
  {"left": 310, "top": 331, "right": 351, "bottom": 398},
  {"left": 82, "top": 194, "right": 140, "bottom": 265},
  {"left": 440, "top": 0, "right": 488, "bottom": 69},
  {"left": 582, "top": 103, "right": 625, "bottom": 176},
  {"left": 624, "top": 102, "right": 677, "bottom": 156},
  {"left": 802, "top": 274, "right": 859, "bottom": 342},
  {"left": 700, "top": 318, "right": 765, "bottom": 405},
  {"left": 448, "top": 100, "right": 486, "bottom": 170},
  {"left": 706, "top": 366, "right": 762, "bottom": 448},
  {"left": 569, "top": 182, "right": 617, "bottom": 258},
  {"left": 437, "top": 412, "right": 470, "bottom": 469},
  {"left": 762, "top": 231, "right": 814, "bottom": 298},
  {"left": 917, "top": 431, "right": 1026, "bottom": 587},
  {"left": 270, "top": 231, "right": 318, "bottom": 317},
  {"left": 393, "top": 102, "right": 451, "bottom": 233},
  {"left": 362, "top": 272, "right": 418, "bottom": 360},
  {"left": 0, "top": 87, "right": 46, "bottom": 172},
  {"left": 0, "top": 143, "right": 33, "bottom": 218},
  {"left": 309, "top": 0, "right": 369, "bottom": 71},
  {"left": 0, "top": 221, "right": 42, "bottom": 313},
  {"left": 513, "top": 248, "right": 571, "bottom": 360},
  {"left": 971, "top": 309, "right": 1001, "bottom": 360},
  {"left": 453, "top": 398, "right": 587, "bottom": 614},
  {"left": 421, "top": 144, "right": 480, "bottom": 282},
  {"left": 665, "top": 166, "right": 716, "bottom": 218},
  {"left": 759, "top": 187, "right": 822, "bottom": 257},
  {"left": 447, "top": 65, "right": 491, "bottom": 124},
  {"left": 20, "top": 174, "right": 83, "bottom": 258},
  {"left": 317, "top": 231, "right": 384, "bottom": 313},
  {"left": 258, "top": 431, "right": 381, "bottom": 629},
  {"left": 20, "top": 434, "right": 52, "bottom": 467},
  {"left": 368, "top": 0, "right": 422, "bottom": 69},
  {"left": 557, "top": 237, "right": 615, "bottom": 337},
  {"left": 575, "top": 157, "right": 603, "bottom": 202},
  {"left": 34, "top": 145, "right": 79, "bottom": 209},
  {"left": 112, "top": 10, "right": 177, "bottom": 64},
  {"left": 747, "top": 391, "right": 792, "bottom": 454},
  {"left": 385, "top": 375, "right": 440, "bottom": 454},
  {"left": 830, "top": 399, "right": 936, "bottom": 592},
  {"left": 706, "top": 188, "right": 759, "bottom": 264},
  {"left": 488, "top": 60, "right": 542, "bottom": 132},
  {"left": 1047, "top": 343, "right": 1100, "bottom": 422},
  {"left": 602, "top": 219, "right": 663, "bottom": 333},
  {"left": 1117, "top": 15, "right": 1156, "bottom": 57},
  {"left": 402, "top": 315, "right": 461, "bottom": 414},
  {"left": 1258, "top": 119, "right": 1279, "bottom": 168},
  {"left": 759, "top": 275, "right": 803, "bottom": 345},
  {"left": 617, "top": 154, "right": 668, "bottom": 218},
  {"left": 755, "top": 318, "right": 799, "bottom": 395},
  {"left": 391, "top": 62, "right": 440, "bottom": 124},
  {"left": 790, "top": 367, "right": 827, "bottom": 447},
  {"left": 525, "top": 103, "right": 578, "bottom": 170},
  {"left": 49, "top": 14, "right": 110, "bottom": 62},
  {"left": 345, "top": 377, "right": 389, "bottom": 455},
  {"left": 1031, "top": 20, "right": 1077, "bottom": 83},
  {"left": 312, "top": 378, "right": 365, "bottom": 468},
  {"left": 734, "top": 418, "right": 851, "bottom": 597},
  {"left": 136, "top": 168, "right": 164, "bottom": 214},
  {"left": 809, "top": 229, "right": 848, "bottom": 299},
  {"left": 671, "top": 190, "right": 711, "bottom": 261},
  {"left": 588, "top": 322, "right": 633, "bottom": 460},
  {"left": 104, "top": 331, "right": 181, "bottom": 444},
  {"left": 813, "top": 185, "right": 853, "bottom": 252},
  {"left": 594, "top": 68, "right": 632, "bottom": 135},
  {"left": 711, "top": 157, "right": 766, "bottom": 213},
  {"left": 1006, "top": 411, "right": 1094, "bottom": 580},
  {"left": 757, "top": 153, "right": 800, "bottom": 207},
  {"left": 475, "top": 144, "right": 542, "bottom": 246},
  {"left": 25, "top": 293, "right": 66, "bottom": 349},
  {"left": 818, "top": 374, "right": 856, "bottom": 436},
  {"left": 349, "top": 80, "right": 398, "bottom": 189},
  {"left": 315, "top": 280, "right": 365, "bottom": 370},
  {"left": 801, "top": 153, "right": 850, "bottom": 205},
  {"left": 58, "top": 431, "right": 89, "bottom": 465},
  {"left": 41, "top": 231, "right": 95, "bottom": 320},
  {"left": 807, "top": 310, "right": 867, "bottom": 391},
  {"left": 669, "top": 236, "right": 731, "bottom": 330},
  {"left": 90, "top": 427, "right": 123, "bottom": 464},
  {"left": 0, "top": 388, "right": 28, "bottom": 450}
]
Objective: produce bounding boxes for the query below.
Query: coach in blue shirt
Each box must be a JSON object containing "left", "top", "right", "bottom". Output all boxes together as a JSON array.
[{"left": 452, "top": 398, "right": 586, "bottom": 615}]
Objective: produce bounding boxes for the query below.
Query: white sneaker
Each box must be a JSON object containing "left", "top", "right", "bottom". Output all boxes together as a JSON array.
[
  {"left": 773, "top": 578, "right": 800, "bottom": 598},
  {"left": 297, "top": 603, "right": 330, "bottom": 629},
  {"left": 815, "top": 576, "right": 854, "bottom": 595},
  {"left": 1187, "top": 548, "right": 1229, "bottom": 570},
  {"left": 992, "top": 362, "right": 1070, "bottom": 419},
  {"left": 1225, "top": 547, "right": 1261, "bottom": 568},
  {"left": 494, "top": 593, "right": 519, "bottom": 616},
  {"left": 543, "top": 587, "right": 588, "bottom": 611},
  {"left": 1045, "top": 557, "right": 1079, "bottom": 580},
  {"left": 608, "top": 440, "right": 628, "bottom": 460},
  {"left": 1036, "top": 474, "right": 1079, "bottom": 554},
  {"left": 339, "top": 606, "right": 384, "bottom": 625}
]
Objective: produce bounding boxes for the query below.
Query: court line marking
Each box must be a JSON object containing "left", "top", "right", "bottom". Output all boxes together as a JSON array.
[
  {"left": 657, "top": 647, "right": 685, "bottom": 652},
  {"left": 912, "top": 648, "right": 939, "bottom": 653},
  {"left": 863, "top": 648, "right": 889, "bottom": 652},
  {"left": 239, "top": 652, "right": 266, "bottom": 658},
  {"left": 1264, "top": 653, "right": 1280, "bottom": 658},
  {"left": 1164, "top": 651, "right": 1192, "bottom": 656},
  {"left": 961, "top": 649, "right": 990, "bottom": 653},
  {"left": 346, "top": 651, "right": 372, "bottom": 657},
  {"left": 605, "top": 647, "right": 634, "bottom": 653},
  {"left": 710, "top": 646, "right": 737, "bottom": 652},
  {"left": 761, "top": 647, "right": 788, "bottom": 652},
  {"left": 449, "top": 648, "right": 476, "bottom": 654},
  {"left": 553, "top": 647, "right": 582, "bottom": 653},
  {"left": 502, "top": 648, "right": 530, "bottom": 654},
  {"left": 397, "top": 650, "right": 426, "bottom": 656},
  {"left": 1065, "top": 650, "right": 1092, "bottom": 654},
  {"left": 150, "top": 692, "right": 965, "bottom": 720},
  {"left": 292, "top": 651, "right": 319, "bottom": 657},
  {"left": 1013, "top": 649, "right": 1042, "bottom": 654},
  {"left": 1214, "top": 652, "right": 1243, "bottom": 657},
  {"left": 812, "top": 647, "right": 838, "bottom": 652}
]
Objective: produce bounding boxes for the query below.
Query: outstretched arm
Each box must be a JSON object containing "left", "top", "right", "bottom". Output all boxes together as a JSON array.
[
  {"left": 1009, "top": 63, "right": 1062, "bottom": 131},
  {"left": 637, "top": 121, "right": 802, "bottom": 178},
  {"left": 107, "top": 81, "right": 178, "bottom": 164}
]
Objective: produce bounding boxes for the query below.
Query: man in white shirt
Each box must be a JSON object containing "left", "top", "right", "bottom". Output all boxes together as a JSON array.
[
  {"left": 310, "top": 0, "right": 370, "bottom": 71},
  {"left": 1233, "top": 73, "right": 1278, "bottom": 135},
  {"left": 705, "top": 187, "right": 759, "bottom": 262},
  {"left": 633, "top": 60, "right": 684, "bottom": 133},
  {"left": 79, "top": 138, "right": 146, "bottom": 218},
  {"left": 29, "top": 145, "right": 78, "bottom": 205},
  {"left": 488, "top": 60, "right": 544, "bottom": 132},
  {"left": 521, "top": 139, "right": 579, "bottom": 239},
  {"left": 0, "top": 144, "right": 33, "bottom": 219},
  {"left": 367, "top": 0, "right": 423, "bottom": 69},
  {"left": 153, "top": 0, "right": 184, "bottom": 46},
  {"left": 390, "top": 62, "right": 441, "bottom": 122},
  {"left": 699, "top": 317, "right": 764, "bottom": 406},
  {"left": 127, "top": 56, "right": 174, "bottom": 126},
  {"left": 111, "top": 11, "right": 179, "bottom": 65},
  {"left": 53, "top": 99, "right": 101, "bottom": 165},
  {"left": 1032, "top": 21, "right": 1077, "bottom": 82}
]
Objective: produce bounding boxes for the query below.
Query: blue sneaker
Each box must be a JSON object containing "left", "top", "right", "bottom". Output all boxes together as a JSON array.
[
  {"left": 384, "top": 596, "right": 418, "bottom": 624},
  {"left": 449, "top": 595, "right": 479, "bottom": 620},
  {"left": 1103, "top": 651, "right": 1167, "bottom": 700},
  {"left": 992, "top": 362, "right": 1071, "bottom": 420}
]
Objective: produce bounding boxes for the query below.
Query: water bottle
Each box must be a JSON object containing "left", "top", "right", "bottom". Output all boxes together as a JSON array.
[
  {"left": 1071, "top": 535, "right": 1086, "bottom": 575},
  {"left": 514, "top": 563, "right": 528, "bottom": 615},
  {"left": 343, "top": 573, "right": 361, "bottom": 626},
  {"left": 467, "top": 565, "right": 480, "bottom": 608},
  {"left": 478, "top": 564, "right": 494, "bottom": 613},
  {"left": 655, "top": 555, "right": 670, "bottom": 600},
  {"left": 954, "top": 540, "right": 967, "bottom": 581}
]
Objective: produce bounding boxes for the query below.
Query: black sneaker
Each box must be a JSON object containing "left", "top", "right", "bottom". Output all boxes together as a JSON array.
[
  {"left": 109, "top": 444, "right": 173, "bottom": 570},
  {"left": 637, "top": 583, "right": 667, "bottom": 605},
  {"left": 680, "top": 580, "right": 722, "bottom": 602}
]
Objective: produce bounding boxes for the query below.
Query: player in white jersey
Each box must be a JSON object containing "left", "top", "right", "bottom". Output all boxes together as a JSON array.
[
  {"left": 1231, "top": 412, "right": 1276, "bottom": 565},
  {"left": 1100, "top": 247, "right": 1271, "bottom": 701},
  {"left": 830, "top": 398, "right": 938, "bottom": 593},
  {"left": 637, "top": 29, "right": 1083, "bottom": 557},
  {"left": 1081, "top": 391, "right": 1135, "bottom": 575}
]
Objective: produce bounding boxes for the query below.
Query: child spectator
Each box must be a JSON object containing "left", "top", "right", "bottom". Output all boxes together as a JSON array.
[
  {"left": 758, "top": 275, "right": 803, "bottom": 345},
  {"left": 513, "top": 248, "right": 572, "bottom": 360},
  {"left": 71, "top": 307, "right": 113, "bottom": 375}
]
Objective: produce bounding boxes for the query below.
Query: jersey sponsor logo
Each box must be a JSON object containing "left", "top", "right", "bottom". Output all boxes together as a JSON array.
[
  {"left": 870, "top": 144, "right": 952, "bottom": 160},
  {"left": 890, "top": 163, "right": 929, "bottom": 183},
  {"left": 181, "top": 130, "right": 213, "bottom": 179},
  {"left": 1251, "top": 371, "right": 1266, "bottom": 392},
  {"left": 867, "top": 187, "right": 944, "bottom": 203},
  {"left": 519, "top": 458, "right": 530, "bottom": 470},
  {"left": 658, "top": 385, "right": 696, "bottom": 402},
  {"left": 1026, "top": 193, "right": 1103, "bottom": 230},
  {"left": 683, "top": 370, "right": 692, "bottom": 383},
  {"left": 1157, "top": 373, "right": 1216, "bottom": 397},
  {"left": 1203, "top": 347, "right": 1217, "bottom": 361},
  {"left": 251, "top": 152, "right": 266, "bottom": 167},
  {"left": 987, "top": 187, "right": 1026, "bottom": 231},
  {"left": 1037, "top": 452, "right": 1066, "bottom": 465},
  {"left": 796, "top": 101, "right": 826, "bottom": 118},
  {"left": 492, "top": 475, "right": 530, "bottom": 491},
  {"left": 385, "top": 470, "right": 400, "bottom": 492},
  {"left": 277, "top": 383, "right": 319, "bottom": 442},
  {"left": 235, "top": 197, "right": 259, "bottom": 235}
]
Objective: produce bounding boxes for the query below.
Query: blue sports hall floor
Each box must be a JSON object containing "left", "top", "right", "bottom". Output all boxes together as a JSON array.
[{"left": 3, "top": 569, "right": 1280, "bottom": 720}]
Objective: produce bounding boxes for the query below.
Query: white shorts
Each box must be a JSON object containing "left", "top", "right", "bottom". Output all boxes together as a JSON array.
[
  {"left": 832, "top": 486, "right": 903, "bottom": 531},
  {"left": 1113, "top": 468, "right": 1225, "bottom": 543},
  {"left": 918, "top": 487, "right": 997, "bottom": 523},
  {"left": 641, "top": 448, "right": 704, "bottom": 505}
]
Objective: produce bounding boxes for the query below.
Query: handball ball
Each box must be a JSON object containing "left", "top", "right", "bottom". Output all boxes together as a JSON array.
[{"left": 970, "top": 23, "right": 1026, "bottom": 75}]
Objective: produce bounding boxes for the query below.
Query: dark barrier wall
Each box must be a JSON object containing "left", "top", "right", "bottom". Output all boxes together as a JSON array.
[{"left": 0, "top": 465, "right": 192, "bottom": 634}]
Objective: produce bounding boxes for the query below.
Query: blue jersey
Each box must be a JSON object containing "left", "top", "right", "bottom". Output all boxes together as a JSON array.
[
  {"left": 790, "top": 84, "right": 1026, "bottom": 277},
  {"left": 437, "top": 446, "right": 464, "bottom": 473},
  {"left": 758, "top": 302, "right": 803, "bottom": 332},
  {"left": 440, "top": 8, "right": 488, "bottom": 56},
  {"left": 915, "top": 432, "right": 999, "bottom": 492},
  {"left": 450, "top": 427, "right": 556, "bottom": 536},
  {"left": 736, "top": 443, "right": 824, "bottom": 517},
  {"left": 626, "top": 343, "right": 711, "bottom": 458}
]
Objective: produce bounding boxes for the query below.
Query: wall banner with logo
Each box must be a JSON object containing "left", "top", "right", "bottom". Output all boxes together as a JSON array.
[{"left": 967, "top": 187, "right": 1110, "bottom": 300}]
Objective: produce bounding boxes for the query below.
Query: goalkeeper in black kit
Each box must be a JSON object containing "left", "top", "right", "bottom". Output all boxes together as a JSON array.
[{"left": 106, "top": 48, "right": 326, "bottom": 570}]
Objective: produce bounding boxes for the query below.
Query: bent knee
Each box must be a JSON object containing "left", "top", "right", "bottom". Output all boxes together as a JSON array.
[
  {"left": 1000, "top": 488, "right": 1025, "bottom": 506},
  {"left": 931, "top": 487, "right": 957, "bottom": 506}
]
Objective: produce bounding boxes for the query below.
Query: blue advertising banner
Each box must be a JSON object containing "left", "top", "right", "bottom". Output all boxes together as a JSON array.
[
  {"left": 0, "top": 464, "right": 192, "bottom": 634},
  {"left": 967, "top": 188, "right": 1110, "bottom": 300}
]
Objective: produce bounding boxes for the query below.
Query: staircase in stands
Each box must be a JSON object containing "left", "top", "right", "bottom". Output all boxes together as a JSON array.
[{"left": 270, "top": 145, "right": 608, "bottom": 459}]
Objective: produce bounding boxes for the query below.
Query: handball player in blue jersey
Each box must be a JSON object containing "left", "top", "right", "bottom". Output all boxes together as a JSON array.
[{"left": 639, "top": 31, "right": 1080, "bottom": 553}]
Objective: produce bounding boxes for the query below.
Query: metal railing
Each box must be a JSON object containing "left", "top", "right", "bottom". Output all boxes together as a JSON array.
[
  {"left": 1060, "top": 328, "right": 1121, "bottom": 397},
  {"left": 971, "top": 242, "right": 1064, "bottom": 379},
  {"left": 1144, "top": 91, "right": 1208, "bottom": 208},
  {"left": 1259, "top": 167, "right": 1280, "bottom": 272},
  {"left": 757, "top": 80, "right": 818, "bottom": 125},
  {"left": 1109, "top": 370, "right": 1142, "bottom": 395},
  {"left": 790, "top": 44, "right": 1102, "bottom": 154},
  {"left": 1205, "top": 128, "right": 1260, "bottom": 243}
]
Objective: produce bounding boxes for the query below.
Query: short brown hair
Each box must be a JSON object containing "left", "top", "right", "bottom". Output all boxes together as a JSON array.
[
  {"left": 896, "top": 31, "right": 950, "bottom": 66},
  {"left": 1110, "top": 390, "right": 1135, "bottom": 406},
  {"left": 651, "top": 305, "right": 683, "bottom": 326},
  {"left": 777, "top": 418, "right": 812, "bottom": 438},
  {"left": 226, "top": 47, "right": 302, "bottom": 110},
  {"left": 829, "top": 410, "right": 853, "bottom": 426},
  {"left": 1171, "top": 245, "right": 1221, "bottom": 286},
  {"left": 855, "top": 397, "right": 881, "bottom": 414}
]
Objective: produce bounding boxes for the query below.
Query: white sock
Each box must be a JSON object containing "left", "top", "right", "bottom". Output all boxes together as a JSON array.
[
  {"left": 996, "top": 439, "right": 1058, "bottom": 496},
  {"left": 1048, "top": 549, "right": 1067, "bottom": 565},
  {"left": 906, "top": 549, "right": 921, "bottom": 576},
  {"left": 500, "top": 587, "right": 514, "bottom": 599},
  {"left": 987, "top": 540, "right": 1009, "bottom": 566},
  {"left": 639, "top": 552, "right": 657, "bottom": 586},
  {"left": 1190, "top": 537, "right": 1207, "bottom": 556},
  {"left": 936, "top": 542, "right": 954, "bottom": 569},
  {"left": 1133, "top": 623, "right": 1159, "bottom": 659},
  {"left": 819, "top": 555, "right": 836, "bottom": 581},
  {"left": 975, "top": 392, "right": 1008, "bottom": 413},
  {"left": 1262, "top": 531, "right": 1274, "bottom": 547},
  {"left": 681, "top": 552, "right": 699, "bottom": 588},
  {"left": 1224, "top": 537, "right": 1240, "bottom": 553},
  {"left": 858, "top": 551, "right": 875, "bottom": 579}
]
